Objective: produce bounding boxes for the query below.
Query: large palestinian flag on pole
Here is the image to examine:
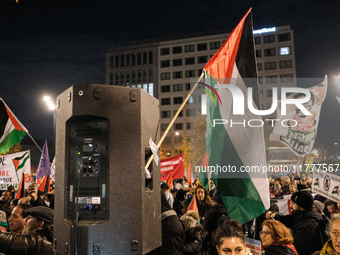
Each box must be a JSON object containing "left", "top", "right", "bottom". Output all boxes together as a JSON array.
[
  {"left": 202, "top": 9, "right": 270, "bottom": 224},
  {"left": 0, "top": 99, "right": 28, "bottom": 154}
]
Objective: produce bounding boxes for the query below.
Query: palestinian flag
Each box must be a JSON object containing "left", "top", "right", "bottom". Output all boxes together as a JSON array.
[
  {"left": 0, "top": 99, "right": 28, "bottom": 154},
  {"left": 202, "top": 9, "right": 269, "bottom": 224},
  {"left": 15, "top": 172, "right": 25, "bottom": 199},
  {"left": 332, "top": 186, "right": 339, "bottom": 195},
  {"left": 12, "top": 151, "right": 30, "bottom": 172},
  {"left": 38, "top": 174, "right": 50, "bottom": 193}
]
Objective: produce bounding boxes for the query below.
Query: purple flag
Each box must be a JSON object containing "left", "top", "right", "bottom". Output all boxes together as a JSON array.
[{"left": 36, "top": 140, "right": 51, "bottom": 180}]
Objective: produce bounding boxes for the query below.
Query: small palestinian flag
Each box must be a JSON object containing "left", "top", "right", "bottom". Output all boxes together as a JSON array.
[
  {"left": 12, "top": 151, "right": 30, "bottom": 172},
  {"left": 0, "top": 99, "right": 28, "bottom": 154},
  {"left": 332, "top": 186, "right": 339, "bottom": 195},
  {"left": 314, "top": 178, "right": 319, "bottom": 186}
]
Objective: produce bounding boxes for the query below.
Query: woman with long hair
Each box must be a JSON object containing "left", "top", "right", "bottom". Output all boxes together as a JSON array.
[
  {"left": 212, "top": 219, "right": 251, "bottom": 255},
  {"left": 260, "top": 220, "right": 298, "bottom": 255}
]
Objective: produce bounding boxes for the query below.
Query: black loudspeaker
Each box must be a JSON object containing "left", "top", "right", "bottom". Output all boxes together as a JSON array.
[{"left": 54, "top": 84, "right": 161, "bottom": 255}]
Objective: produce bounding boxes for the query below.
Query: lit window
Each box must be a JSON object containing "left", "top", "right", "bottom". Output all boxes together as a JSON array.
[{"left": 279, "top": 47, "right": 291, "bottom": 55}]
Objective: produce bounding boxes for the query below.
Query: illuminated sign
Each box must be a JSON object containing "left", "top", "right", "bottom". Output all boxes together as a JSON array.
[{"left": 253, "top": 27, "right": 276, "bottom": 35}]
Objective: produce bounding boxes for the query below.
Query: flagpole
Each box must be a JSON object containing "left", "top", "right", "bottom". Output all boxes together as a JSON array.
[
  {"left": 145, "top": 72, "right": 205, "bottom": 170},
  {"left": 27, "top": 133, "right": 55, "bottom": 170}
]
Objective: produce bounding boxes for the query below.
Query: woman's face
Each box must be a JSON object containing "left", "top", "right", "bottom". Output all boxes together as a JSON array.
[
  {"left": 260, "top": 225, "right": 274, "bottom": 248},
  {"left": 216, "top": 237, "right": 246, "bottom": 255},
  {"left": 330, "top": 220, "right": 340, "bottom": 253},
  {"left": 196, "top": 188, "right": 205, "bottom": 201}
]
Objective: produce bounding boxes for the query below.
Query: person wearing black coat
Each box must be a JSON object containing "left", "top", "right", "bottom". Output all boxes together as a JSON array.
[
  {"left": 267, "top": 191, "right": 325, "bottom": 255},
  {"left": 148, "top": 190, "right": 185, "bottom": 255}
]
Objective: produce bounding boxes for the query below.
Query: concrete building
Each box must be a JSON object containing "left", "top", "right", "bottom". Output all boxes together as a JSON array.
[{"left": 106, "top": 25, "right": 298, "bottom": 168}]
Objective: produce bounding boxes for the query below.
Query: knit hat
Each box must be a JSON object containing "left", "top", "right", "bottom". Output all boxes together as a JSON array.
[
  {"left": 313, "top": 200, "right": 325, "bottom": 213},
  {"left": 291, "top": 191, "right": 313, "bottom": 210}
]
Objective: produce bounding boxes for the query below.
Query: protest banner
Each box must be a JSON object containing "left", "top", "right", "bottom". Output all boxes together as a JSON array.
[
  {"left": 245, "top": 237, "right": 262, "bottom": 255},
  {"left": 0, "top": 150, "right": 31, "bottom": 190},
  {"left": 160, "top": 154, "right": 184, "bottom": 181},
  {"left": 313, "top": 171, "right": 340, "bottom": 202}
]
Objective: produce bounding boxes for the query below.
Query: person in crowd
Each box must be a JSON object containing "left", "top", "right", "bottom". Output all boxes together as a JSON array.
[
  {"left": 313, "top": 200, "right": 325, "bottom": 214},
  {"left": 23, "top": 206, "right": 54, "bottom": 243},
  {"left": 0, "top": 206, "right": 54, "bottom": 254},
  {"left": 325, "top": 200, "right": 340, "bottom": 217},
  {"left": 212, "top": 219, "right": 251, "bottom": 255},
  {"left": 8, "top": 204, "right": 32, "bottom": 234},
  {"left": 203, "top": 191, "right": 229, "bottom": 255},
  {"left": 260, "top": 220, "right": 298, "bottom": 255},
  {"left": 161, "top": 182, "right": 174, "bottom": 208},
  {"left": 147, "top": 190, "right": 184, "bottom": 255},
  {"left": 266, "top": 190, "right": 325, "bottom": 255},
  {"left": 289, "top": 183, "right": 297, "bottom": 194},
  {"left": 195, "top": 185, "right": 214, "bottom": 222},
  {"left": 280, "top": 176, "right": 291, "bottom": 195},
  {"left": 9, "top": 199, "right": 19, "bottom": 212},
  {"left": 316, "top": 213, "right": 340, "bottom": 255},
  {"left": 174, "top": 181, "right": 192, "bottom": 217},
  {"left": 0, "top": 190, "right": 13, "bottom": 218},
  {"left": 7, "top": 186, "right": 15, "bottom": 199},
  {"left": 180, "top": 210, "right": 207, "bottom": 255},
  {"left": 273, "top": 178, "right": 283, "bottom": 198}
]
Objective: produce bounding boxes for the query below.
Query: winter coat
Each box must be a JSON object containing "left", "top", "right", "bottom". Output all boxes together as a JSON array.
[
  {"left": 263, "top": 244, "right": 298, "bottom": 255},
  {"left": 148, "top": 190, "right": 185, "bottom": 255},
  {"left": 276, "top": 209, "right": 324, "bottom": 255},
  {"left": 183, "top": 225, "right": 208, "bottom": 255},
  {"left": 0, "top": 231, "right": 54, "bottom": 255}
]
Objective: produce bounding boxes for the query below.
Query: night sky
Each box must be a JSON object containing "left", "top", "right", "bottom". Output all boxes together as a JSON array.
[{"left": 0, "top": 0, "right": 339, "bottom": 151}]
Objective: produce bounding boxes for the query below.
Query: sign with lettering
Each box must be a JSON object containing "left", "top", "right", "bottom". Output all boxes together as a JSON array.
[{"left": 0, "top": 150, "right": 31, "bottom": 190}]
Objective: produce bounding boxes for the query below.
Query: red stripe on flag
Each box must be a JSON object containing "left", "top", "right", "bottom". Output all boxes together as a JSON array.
[
  {"left": 5, "top": 106, "right": 24, "bottom": 131},
  {"left": 203, "top": 9, "right": 251, "bottom": 80}
]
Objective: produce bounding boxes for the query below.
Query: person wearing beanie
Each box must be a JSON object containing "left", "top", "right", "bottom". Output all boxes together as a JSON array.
[{"left": 266, "top": 191, "right": 325, "bottom": 255}]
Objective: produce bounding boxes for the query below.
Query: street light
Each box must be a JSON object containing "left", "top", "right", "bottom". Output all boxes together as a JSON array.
[{"left": 43, "top": 95, "right": 55, "bottom": 111}]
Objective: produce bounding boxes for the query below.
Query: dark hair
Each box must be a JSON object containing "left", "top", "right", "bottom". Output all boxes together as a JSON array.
[
  {"left": 213, "top": 220, "right": 245, "bottom": 246},
  {"left": 195, "top": 185, "right": 213, "bottom": 206},
  {"left": 15, "top": 204, "right": 33, "bottom": 218},
  {"left": 325, "top": 200, "right": 337, "bottom": 208}
]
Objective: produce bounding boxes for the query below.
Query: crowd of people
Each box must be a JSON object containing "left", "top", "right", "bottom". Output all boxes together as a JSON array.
[
  {"left": 1, "top": 174, "right": 340, "bottom": 255},
  {"left": 0, "top": 183, "right": 54, "bottom": 254},
  {"left": 149, "top": 175, "right": 340, "bottom": 255}
]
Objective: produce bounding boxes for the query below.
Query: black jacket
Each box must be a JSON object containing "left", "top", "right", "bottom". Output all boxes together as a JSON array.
[
  {"left": 264, "top": 244, "right": 297, "bottom": 255},
  {"left": 183, "top": 225, "right": 207, "bottom": 255},
  {"left": 0, "top": 231, "right": 54, "bottom": 255},
  {"left": 148, "top": 191, "right": 185, "bottom": 255},
  {"left": 276, "top": 209, "right": 324, "bottom": 255}
]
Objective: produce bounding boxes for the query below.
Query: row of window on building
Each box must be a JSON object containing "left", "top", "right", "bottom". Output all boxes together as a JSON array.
[
  {"left": 161, "top": 83, "right": 193, "bottom": 93},
  {"left": 254, "top": 32, "right": 291, "bottom": 45},
  {"left": 160, "top": 41, "right": 222, "bottom": 55},
  {"left": 160, "top": 95, "right": 199, "bottom": 106},
  {"left": 259, "top": 74, "right": 294, "bottom": 84},
  {"left": 257, "top": 60, "right": 293, "bottom": 71},
  {"left": 161, "top": 108, "right": 199, "bottom": 119},
  {"left": 160, "top": 56, "right": 210, "bottom": 68},
  {"left": 109, "top": 51, "right": 153, "bottom": 68},
  {"left": 256, "top": 46, "right": 292, "bottom": 57},
  {"left": 109, "top": 69, "right": 153, "bottom": 85},
  {"left": 162, "top": 135, "right": 185, "bottom": 145},
  {"left": 160, "top": 69, "right": 202, "bottom": 80}
]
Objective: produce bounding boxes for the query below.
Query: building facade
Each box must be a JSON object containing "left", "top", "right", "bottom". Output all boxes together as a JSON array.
[{"left": 106, "top": 25, "right": 297, "bottom": 167}]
